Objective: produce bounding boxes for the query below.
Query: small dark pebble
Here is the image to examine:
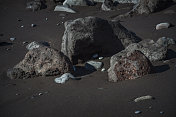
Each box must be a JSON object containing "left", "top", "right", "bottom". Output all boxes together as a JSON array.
[
  {"left": 0, "top": 33, "right": 4, "bottom": 36},
  {"left": 17, "top": 19, "right": 22, "bottom": 22}
]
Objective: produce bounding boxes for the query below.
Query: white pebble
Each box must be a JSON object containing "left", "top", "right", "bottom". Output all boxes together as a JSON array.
[
  {"left": 20, "top": 25, "right": 24, "bottom": 28},
  {"left": 31, "top": 24, "right": 36, "bottom": 27},
  {"left": 55, "top": 73, "right": 75, "bottom": 84},
  {"left": 45, "top": 18, "right": 48, "bottom": 21},
  {"left": 156, "top": 23, "right": 170, "bottom": 30},
  {"left": 10, "top": 37, "right": 16, "bottom": 41},
  {"left": 134, "top": 95, "right": 153, "bottom": 102},
  {"left": 135, "top": 111, "right": 141, "bottom": 114},
  {"left": 99, "top": 57, "right": 104, "bottom": 60},
  {"left": 160, "top": 111, "right": 164, "bottom": 114},
  {"left": 38, "top": 93, "right": 43, "bottom": 96}
]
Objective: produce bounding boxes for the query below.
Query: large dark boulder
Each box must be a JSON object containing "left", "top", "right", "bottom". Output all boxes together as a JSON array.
[
  {"left": 61, "top": 16, "right": 140, "bottom": 64},
  {"left": 7, "top": 46, "right": 73, "bottom": 79}
]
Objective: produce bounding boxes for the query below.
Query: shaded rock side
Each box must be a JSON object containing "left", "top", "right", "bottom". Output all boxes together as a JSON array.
[
  {"left": 61, "top": 16, "right": 140, "bottom": 64},
  {"left": 108, "top": 50, "right": 152, "bottom": 82},
  {"left": 7, "top": 46, "right": 73, "bottom": 79}
]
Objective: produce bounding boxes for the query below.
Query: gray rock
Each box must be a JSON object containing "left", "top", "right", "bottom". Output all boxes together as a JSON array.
[
  {"left": 26, "top": 41, "right": 50, "bottom": 50},
  {"left": 101, "top": 0, "right": 114, "bottom": 11},
  {"left": 112, "top": 37, "right": 174, "bottom": 64},
  {"left": 63, "top": 0, "right": 95, "bottom": 7},
  {"left": 10, "top": 37, "right": 16, "bottom": 41},
  {"left": 54, "top": 5, "right": 76, "bottom": 13},
  {"left": 7, "top": 46, "right": 73, "bottom": 79},
  {"left": 134, "top": 95, "right": 154, "bottom": 102},
  {"left": 108, "top": 50, "right": 152, "bottom": 82},
  {"left": 135, "top": 111, "right": 142, "bottom": 114},
  {"left": 55, "top": 73, "right": 75, "bottom": 84},
  {"left": 114, "top": 0, "right": 174, "bottom": 18},
  {"left": 85, "top": 61, "right": 103, "bottom": 70},
  {"left": 26, "top": 0, "right": 47, "bottom": 12},
  {"left": 156, "top": 37, "right": 175, "bottom": 46},
  {"left": 125, "top": 39, "right": 168, "bottom": 62},
  {"left": 61, "top": 16, "right": 140, "bottom": 64},
  {"left": 115, "top": 0, "right": 139, "bottom": 4},
  {"left": 133, "top": 0, "right": 171, "bottom": 14}
]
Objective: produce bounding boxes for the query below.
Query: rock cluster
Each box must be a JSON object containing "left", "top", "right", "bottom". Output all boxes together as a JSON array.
[
  {"left": 7, "top": 46, "right": 73, "bottom": 79},
  {"left": 61, "top": 16, "right": 140, "bottom": 64}
]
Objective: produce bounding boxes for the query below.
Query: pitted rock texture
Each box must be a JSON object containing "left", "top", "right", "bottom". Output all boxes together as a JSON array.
[
  {"left": 7, "top": 46, "right": 73, "bottom": 79},
  {"left": 101, "top": 0, "right": 114, "bottom": 11},
  {"left": 108, "top": 50, "right": 152, "bottom": 82},
  {"left": 61, "top": 16, "right": 140, "bottom": 64}
]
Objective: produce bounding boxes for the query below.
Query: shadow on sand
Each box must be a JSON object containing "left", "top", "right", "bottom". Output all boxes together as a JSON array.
[
  {"left": 152, "top": 64, "right": 170, "bottom": 74},
  {"left": 0, "top": 42, "right": 12, "bottom": 46},
  {"left": 73, "top": 66, "right": 96, "bottom": 78}
]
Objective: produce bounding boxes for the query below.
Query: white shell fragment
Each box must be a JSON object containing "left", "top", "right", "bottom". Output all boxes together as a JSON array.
[
  {"left": 85, "top": 61, "right": 103, "bottom": 70},
  {"left": 54, "top": 5, "right": 76, "bottom": 13},
  {"left": 10, "top": 37, "right": 16, "bottom": 41},
  {"left": 31, "top": 24, "right": 36, "bottom": 27},
  {"left": 55, "top": 73, "right": 75, "bottom": 84},
  {"left": 135, "top": 111, "right": 141, "bottom": 114},
  {"left": 156, "top": 23, "right": 170, "bottom": 30},
  {"left": 134, "top": 95, "right": 154, "bottom": 102},
  {"left": 101, "top": 68, "right": 106, "bottom": 72},
  {"left": 98, "top": 57, "right": 104, "bottom": 60}
]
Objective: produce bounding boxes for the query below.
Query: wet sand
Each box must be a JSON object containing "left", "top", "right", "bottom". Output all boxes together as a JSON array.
[{"left": 0, "top": 0, "right": 176, "bottom": 117}]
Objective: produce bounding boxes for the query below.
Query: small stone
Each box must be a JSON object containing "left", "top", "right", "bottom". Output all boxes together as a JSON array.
[
  {"left": 10, "top": 37, "right": 16, "bottom": 41},
  {"left": 101, "top": 68, "right": 106, "bottom": 72},
  {"left": 85, "top": 61, "right": 103, "bottom": 70},
  {"left": 160, "top": 111, "right": 164, "bottom": 114},
  {"left": 55, "top": 73, "right": 75, "bottom": 84},
  {"left": 156, "top": 23, "right": 170, "bottom": 30},
  {"left": 23, "top": 41, "right": 28, "bottom": 44},
  {"left": 56, "top": 23, "right": 60, "bottom": 26},
  {"left": 163, "top": 60, "right": 170, "bottom": 63},
  {"left": 61, "top": 22, "right": 64, "bottom": 24},
  {"left": 16, "top": 93, "right": 20, "bottom": 96},
  {"left": 99, "top": 57, "right": 104, "bottom": 60},
  {"left": 17, "top": 19, "right": 22, "bottom": 22},
  {"left": 134, "top": 95, "right": 154, "bottom": 102},
  {"left": 31, "top": 24, "right": 36, "bottom": 27},
  {"left": 149, "top": 106, "right": 152, "bottom": 109},
  {"left": 6, "top": 48, "right": 11, "bottom": 50},
  {"left": 0, "top": 33, "right": 4, "bottom": 36},
  {"left": 45, "top": 18, "right": 48, "bottom": 21},
  {"left": 20, "top": 25, "right": 24, "bottom": 28},
  {"left": 92, "top": 54, "right": 98, "bottom": 59},
  {"left": 38, "top": 93, "right": 43, "bottom": 96},
  {"left": 98, "top": 88, "right": 104, "bottom": 90},
  {"left": 135, "top": 111, "right": 141, "bottom": 114}
]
